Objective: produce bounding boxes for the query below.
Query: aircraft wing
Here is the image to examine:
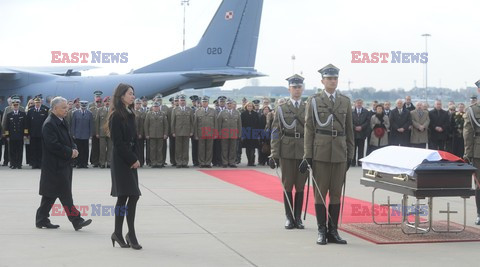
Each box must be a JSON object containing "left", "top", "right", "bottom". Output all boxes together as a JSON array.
[
  {"left": 0, "top": 69, "right": 21, "bottom": 81},
  {"left": 181, "top": 69, "right": 266, "bottom": 80},
  {"left": 1, "top": 65, "right": 99, "bottom": 76}
]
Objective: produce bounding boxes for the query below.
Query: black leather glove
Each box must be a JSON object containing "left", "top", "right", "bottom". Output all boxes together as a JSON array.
[
  {"left": 269, "top": 157, "right": 279, "bottom": 169},
  {"left": 346, "top": 158, "right": 352, "bottom": 171},
  {"left": 299, "top": 158, "right": 312, "bottom": 174}
]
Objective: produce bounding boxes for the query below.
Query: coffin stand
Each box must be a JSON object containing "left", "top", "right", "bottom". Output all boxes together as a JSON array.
[{"left": 360, "top": 146, "right": 476, "bottom": 234}]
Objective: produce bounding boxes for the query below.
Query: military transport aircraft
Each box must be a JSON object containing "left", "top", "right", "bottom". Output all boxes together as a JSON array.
[{"left": 0, "top": 0, "right": 264, "bottom": 109}]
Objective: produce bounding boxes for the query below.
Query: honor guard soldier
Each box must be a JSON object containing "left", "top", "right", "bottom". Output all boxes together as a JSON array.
[
  {"left": 5, "top": 97, "right": 28, "bottom": 169},
  {"left": 26, "top": 97, "right": 49, "bottom": 169},
  {"left": 299, "top": 64, "right": 354, "bottom": 245},
  {"left": 96, "top": 96, "right": 112, "bottom": 168},
  {"left": 133, "top": 99, "right": 146, "bottom": 166},
  {"left": 144, "top": 102, "right": 169, "bottom": 168},
  {"left": 194, "top": 96, "right": 217, "bottom": 168},
  {"left": 167, "top": 96, "right": 178, "bottom": 166},
  {"left": 190, "top": 95, "right": 200, "bottom": 166},
  {"left": 217, "top": 98, "right": 242, "bottom": 167},
  {"left": 171, "top": 95, "right": 193, "bottom": 168},
  {"left": 89, "top": 94, "right": 103, "bottom": 167},
  {"left": 463, "top": 79, "right": 480, "bottom": 225},
  {"left": 269, "top": 74, "right": 308, "bottom": 229}
]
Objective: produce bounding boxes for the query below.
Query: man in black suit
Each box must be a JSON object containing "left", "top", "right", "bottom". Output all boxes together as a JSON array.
[
  {"left": 389, "top": 99, "right": 412, "bottom": 146},
  {"left": 428, "top": 100, "right": 450, "bottom": 150},
  {"left": 352, "top": 99, "right": 370, "bottom": 166},
  {"left": 27, "top": 97, "right": 49, "bottom": 169},
  {"left": 35, "top": 97, "right": 92, "bottom": 230},
  {"left": 384, "top": 101, "right": 392, "bottom": 117},
  {"left": 403, "top": 96, "right": 416, "bottom": 112}
]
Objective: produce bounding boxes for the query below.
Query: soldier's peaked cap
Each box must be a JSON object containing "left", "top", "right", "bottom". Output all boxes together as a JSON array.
[
  {"left": 318, "top": 64, "right": 340, "bottom": 78},
  {"left": 286, "top": 74, "right": 304, "bottom": 86}
]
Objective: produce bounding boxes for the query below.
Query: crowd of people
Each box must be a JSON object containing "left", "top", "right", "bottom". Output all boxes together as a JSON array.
[
  {"left": 351, "top": 96, "right": 469, "bottom": 167},
  {"left": 0, "top": 91, "right": 473, "bottom": 170},
  {"left": 0, "top": 91, "right": 279, "bottom": 169}
]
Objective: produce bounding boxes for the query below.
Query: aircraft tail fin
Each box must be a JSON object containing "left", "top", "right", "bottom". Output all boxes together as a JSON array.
[{"left": 134, "top": 0, "right": 263, "bottom": 74}]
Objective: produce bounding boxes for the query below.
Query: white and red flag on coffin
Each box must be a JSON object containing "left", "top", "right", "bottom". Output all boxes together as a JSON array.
[
  {"left": 360, "top": 146, "right": 464, "bottom": 176},
  {"left": 225, "top": 11, "right": 234, "bottom": 20}
]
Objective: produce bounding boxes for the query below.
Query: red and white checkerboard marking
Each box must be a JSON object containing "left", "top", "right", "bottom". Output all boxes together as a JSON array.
[{"left": 225, "top": 11, "right": 234, "bottom": 20}]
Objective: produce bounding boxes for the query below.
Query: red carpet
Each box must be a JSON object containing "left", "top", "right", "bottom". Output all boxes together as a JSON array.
[
  {"left": 200, "top": 169, "right": 406, "bottom": 224},
  {"left": 201, "top": 169, "right": 479, "bottom": 244}
]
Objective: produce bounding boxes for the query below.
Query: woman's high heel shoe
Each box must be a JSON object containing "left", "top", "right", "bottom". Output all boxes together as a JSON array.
[
  {"left": 125, "top": 232, "right": 142, "bottom": 250},
  {"left": 111, "top": 233, "right": 130, "bottom": 248}
]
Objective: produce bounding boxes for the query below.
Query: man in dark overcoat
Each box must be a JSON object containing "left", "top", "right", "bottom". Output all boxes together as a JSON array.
[{"left": 35, "top": 97, "right": 92, "bottom": 230}]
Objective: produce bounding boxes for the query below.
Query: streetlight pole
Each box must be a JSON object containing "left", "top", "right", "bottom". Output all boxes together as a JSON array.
[
  {"left": 181, "top": 0, "right": 190, "bottom": 51},
  {"left": 421, "top": 33, "right": 431, "bottom": 104}
]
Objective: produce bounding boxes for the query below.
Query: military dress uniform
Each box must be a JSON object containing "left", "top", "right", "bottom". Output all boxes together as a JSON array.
[
  {"left": 133, "top": 102, "right": 146, "bottom": 167},
  {"left": 159, "top": 103, "right": 169, "bottom": 166},
  {"left": 270, "top": 74, "right": 308, "bottom": 229},
  {"left": 96, "top": 101, "right": 112, "bottom": 168},
  {"left": 463, "top": 79, "right": 480, "bottom": 225},
  {"left": 171, "top": 96, "right": 194, "bottom": 167},
  {"left": 213, "top": 97, "right": 227, "bottom": 166},
  {"left": 71, "top": 102, "right": 94, "bottom": 168},
  {"left": 144, "top": 103, "right": 169, "bottom": 168},
  {"left": 217, "top": 100, "right": 242, "bottom": 167},
  {"left": 5, "top": 108, "right": 28, "bottom": 168},
  {"left": 2, "top": 99, "right": 25, "bottom": 166},
  {"left": 300, "top": 64, "right": 354, "bottom": 245},
  {"left": 190, "top": 95, "right": 200, "bottom": 167},
  {"left": 26, "top": 100, "right": 49, "bottom": 168},
  {"left": 168, "top": 96, "right": 178, "bottom": 166},
  {"left": 89, "top": 103, "right": 101, "bottom": 167},
  {"left": 194, "top": 96, "right": 217, "bottom": 167}
]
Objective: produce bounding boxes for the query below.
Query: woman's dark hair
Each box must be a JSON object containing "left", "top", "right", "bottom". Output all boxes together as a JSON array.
[{"left": 104, "top": 83, "right": 135, "bottom": 135}]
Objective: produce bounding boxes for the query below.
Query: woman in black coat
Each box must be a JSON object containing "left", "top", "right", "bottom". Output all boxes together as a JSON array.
[
  {"left": 241, "top": 102, "right": 260, "bottom": 166},
  {"left": 258, "top": 106, "right": 272, "bottom": 165},
  {"left": 107, "top": 83, "right": 142, "bottom": 250}
]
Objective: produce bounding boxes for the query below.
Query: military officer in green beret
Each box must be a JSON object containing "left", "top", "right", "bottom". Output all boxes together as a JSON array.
[
  {"left": 269, "top": 74, "right": 308, "bottom": 229},
  {"left": 299, "top": 64, "right": 354, "bottom": 245}
]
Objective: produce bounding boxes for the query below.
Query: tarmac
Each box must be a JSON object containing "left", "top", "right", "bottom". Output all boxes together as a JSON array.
[{"left": 0, "top": 153, "right": 479, "bottom": 267}]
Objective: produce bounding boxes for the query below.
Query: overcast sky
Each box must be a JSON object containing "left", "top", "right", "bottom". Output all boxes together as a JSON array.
[{"left": 1, "top": 0, "right": 479, "bottom": 91}]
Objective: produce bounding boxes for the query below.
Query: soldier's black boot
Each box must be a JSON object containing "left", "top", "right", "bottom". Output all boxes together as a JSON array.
[
  {"left": 327, "top": 204, "right": 347, "bottom": 244},
  {"left": 284, "top": 192, "right": 295, "bottom": 229},
  {"left": 294, "top": 192, "right": 305, "bottom": 229},
  {"left": 315, "top": 204, "right": 327, "bottom": 245}
]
